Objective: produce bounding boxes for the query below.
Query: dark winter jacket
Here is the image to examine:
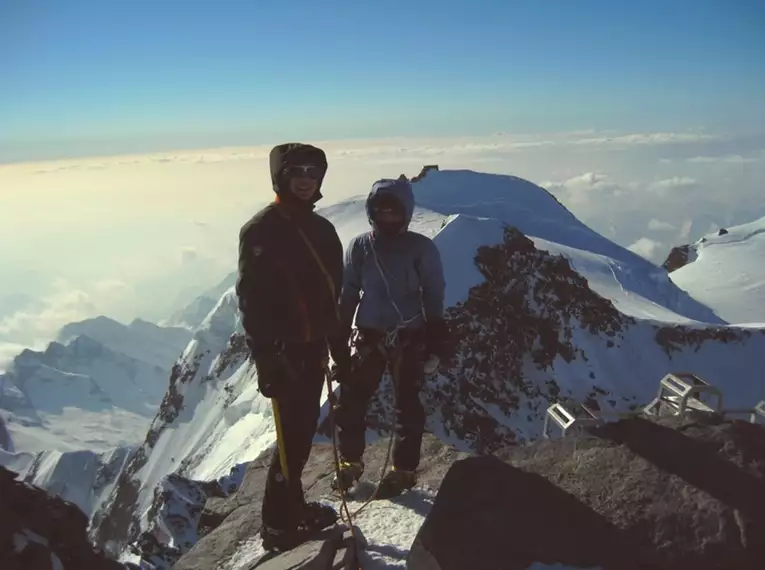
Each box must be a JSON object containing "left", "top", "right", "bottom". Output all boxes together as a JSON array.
[
  {"left": 236, "top": 143, "right": 344, "bottom": 357},
  {"left": 339, "top": 178, "right": 446, "bottom": 333}
]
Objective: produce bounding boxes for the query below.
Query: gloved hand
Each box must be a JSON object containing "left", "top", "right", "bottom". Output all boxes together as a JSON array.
[
  {"left": 327, "top": 327, "right": 352, "bottom": 386},
  {"left": 330, "top": 360, "right": 352, "bottom": 385},
  {"left": 423, "top": 354, "right": 441, "bottom": 376},
  {"left": 252, "top": 347, "right": 291, "bottom": 398},
  {"left": 424, "top": 317, "right": 452, "bottom": 362}
]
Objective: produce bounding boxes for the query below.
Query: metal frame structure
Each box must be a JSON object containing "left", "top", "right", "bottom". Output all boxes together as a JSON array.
[
  {"left": 643, "top": 372, "right": 723, "bottom": 417},
  {"left": 543, "top": 402, "right": 605, "bottom": 439},
  {"left": 543, "top": 372, "right": 764, "bottom": 439}
]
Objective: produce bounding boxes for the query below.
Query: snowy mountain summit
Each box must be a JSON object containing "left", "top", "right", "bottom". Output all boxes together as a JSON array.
[
  {"left": 85, "top": 167, "right": 765, "bottom": 568},
  {"left": 667, "top": 215, "right": 765, "bottom": 325}
]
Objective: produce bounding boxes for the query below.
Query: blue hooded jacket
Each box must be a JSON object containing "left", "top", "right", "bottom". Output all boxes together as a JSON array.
[{"left": 339, "top": 178, "right": 446, "bottom": 332}]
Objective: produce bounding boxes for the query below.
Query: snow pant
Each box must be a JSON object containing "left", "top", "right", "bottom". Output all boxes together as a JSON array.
[
  {"left": 261, "top": 339, "right": 327, "bottom": 531},
  {"left": 335, "top": 327, "right": 427, "bottom": 472}
]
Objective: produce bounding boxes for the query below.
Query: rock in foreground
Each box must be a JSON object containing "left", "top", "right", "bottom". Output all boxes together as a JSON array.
[
  {"left": 174, "top": 434, "right": 467, "bottom": 570},
  {"left": 0, "top": 465, "right": 127, "bottom": 570},
  {"left": 409, "top": 416, "right": 765, "bottom": 570}
]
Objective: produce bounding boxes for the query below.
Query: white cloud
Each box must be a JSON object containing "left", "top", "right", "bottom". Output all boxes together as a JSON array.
[
  {"left": 0, "top": 278, "right": 139, "bottom": 347},
  {"left": 0, "top": 129, "right": 763, "bottom": 350},
  {"left": 687, "top": 155, "right": 758, "bottom": 164},
  {"left": 628, "top": 237, "right": 666, "bottom": 264},
  {"left": 0, "top": 282, "right": 98, "bottom": 344},
  {"left": 650, "top": 176, "right": 698, "bottom": 191},
  {"left": 648, "top": 219, "right": 676, "bottom": 231},
  {"left": 572, "top": 132, "right": 721, "bottom": 147}
]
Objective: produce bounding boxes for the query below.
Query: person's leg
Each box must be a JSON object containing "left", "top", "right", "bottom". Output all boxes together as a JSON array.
[
  {"left": 335, "top": 329, "right": 387, "bottom": 465},
  {"left": 286, "top": 340, "right": 328, "bottom": 507},
  {"left": 260, "top": 341, "right": 327, "bottom": 535},
  {"left": 391, "top": 332, "right": 427, "bottom": 472}
]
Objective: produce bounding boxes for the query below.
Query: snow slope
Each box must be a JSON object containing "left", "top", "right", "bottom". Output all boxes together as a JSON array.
[
  {"left": 670, "top": 215, "right": 765, "bottom": 325},
  {"left": 0, "top": 444, "right": 134, "bottom": 522},
  {"left": 90, "top": 168, "right": 765, "bottom": 568},
  {"left": 161, "top": 272, "right": 238, "bottom": 331}
]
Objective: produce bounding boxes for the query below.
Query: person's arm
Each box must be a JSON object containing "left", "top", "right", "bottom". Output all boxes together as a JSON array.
[
  {"left": 235, "top": 219, "right": 279, "bottom": 357},
  {"left": 338, "top": 236, "right": 364, "bottom": 330},
  {"left": 326, "top": 224, "right": 345, "bottom": 304},
  {"left": 417, "top": 238, "right": 450, "bottom": 360},
  {"left": 322, "top": 221, "right": 352, "bottom": 368},
  {"left": 417, "top": 238, "right": 446, "bottom": 321}
]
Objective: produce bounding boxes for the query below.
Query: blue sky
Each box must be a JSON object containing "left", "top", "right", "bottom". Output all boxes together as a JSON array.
[{"left": 1, "top": 0, "right": 763, "bottom": 161}]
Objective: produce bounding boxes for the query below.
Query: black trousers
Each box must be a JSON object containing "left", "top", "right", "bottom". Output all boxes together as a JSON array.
[
  {"left": 336, "top": 327, "right": 427, "bottom": 472},
  {"left": 261, "top": 340, "right": 327, "bottom": 531}
]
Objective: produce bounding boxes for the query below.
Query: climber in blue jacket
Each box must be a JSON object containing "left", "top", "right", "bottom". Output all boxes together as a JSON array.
[{"left": 331, "top": 176, "right": 451, "bottom": 497}]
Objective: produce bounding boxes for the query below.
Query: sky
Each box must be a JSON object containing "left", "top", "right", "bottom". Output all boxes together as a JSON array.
[
  {"left": 0, "top": 0, "right": 764, "bottom": 363},
  {"left": 1, "top": 0, "right": 764, "bottom": 161}
]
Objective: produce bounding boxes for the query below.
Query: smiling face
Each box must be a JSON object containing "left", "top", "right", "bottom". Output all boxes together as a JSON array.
[
  {"left": 371, "top": 193, "right": 406, "bottom": 235},
  {"left": 283, "top": 164, "right": 323, "bottom": 202}
]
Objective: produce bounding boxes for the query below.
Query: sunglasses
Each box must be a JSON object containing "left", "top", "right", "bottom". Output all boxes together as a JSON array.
[{"left": 283, "top": 165, "right": 323, "bottom": 180}]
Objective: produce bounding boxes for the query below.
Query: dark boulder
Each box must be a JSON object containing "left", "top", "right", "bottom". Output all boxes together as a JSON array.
[
  {"left": 408, "top": 416, "right": 765, "bottom": 570},
  {"left": 0, "top": 465, "right": 126, "bottom": 570},
  {"left": 662, "top": 244, "right": 692, "bottom": 272}
]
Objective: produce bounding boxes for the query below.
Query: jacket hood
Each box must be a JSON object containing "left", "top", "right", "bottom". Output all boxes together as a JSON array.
[
  {"left": 269, "top": 143, "right": 328, "bottom": 204},
  {"left": 365, "top": 178, "right": 415, "bottom": 231}
]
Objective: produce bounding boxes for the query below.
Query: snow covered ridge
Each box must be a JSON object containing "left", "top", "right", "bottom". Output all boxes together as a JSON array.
[
  {"left": 56, "top": 316, "right": 193, "bottom": 371},
  {"left": 161, "top": 272, "right": 238, "bottom": 331},
  {"left": 88, "top": 168, "right": 765, "bottom": 565},
  {"left": 0, "top": 314, "right": 192, "bottom": 454},
  {"left": 668, "top": 215, "right": 765, "bottom": 325},
  {"left": 0, "top": 334, "right": 171, "bottom": 453}
]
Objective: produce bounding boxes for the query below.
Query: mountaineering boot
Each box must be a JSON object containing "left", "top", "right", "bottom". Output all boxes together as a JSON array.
[
  {"left": 259, "top": 502, "right": 338, "bottom": 552},
  {"left": 376, "top": 467, "right": 416, "bottom": 499},
  {"left": 331, "top": 460, "right": 364, "bottom": 492},
  {"left": 299, "top": 501, "right": 339, "bottom": 530}
]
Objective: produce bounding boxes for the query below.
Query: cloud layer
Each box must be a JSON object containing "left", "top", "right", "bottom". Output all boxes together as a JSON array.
[{"left": 1, "top": 129, "right": 763, "bottom": 349}]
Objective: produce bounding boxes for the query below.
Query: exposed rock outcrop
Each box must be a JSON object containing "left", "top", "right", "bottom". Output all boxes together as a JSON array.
[
  {"left": 662, "top": 244, "right": 693, "bottom": 272},
  {"left": 411, "top": 164, "right": 439, "bottom": 182},
  {"left": 410, "top": 416, "right": 765, "bottom": 570},
  {"left": 124, "top": 465, "right": 246, "bottom": 570},
  {"left": 0, "top": 465, "right": 127, "bottom": 570}
]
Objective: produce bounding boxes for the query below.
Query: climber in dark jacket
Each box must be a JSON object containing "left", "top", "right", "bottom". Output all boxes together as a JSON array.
[
  {"left": 330, "top": 176, "right": 451, "bottom": 497},
  {"left": 235, "top": 142, "right": 350, "bottom": 551}
]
